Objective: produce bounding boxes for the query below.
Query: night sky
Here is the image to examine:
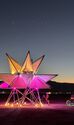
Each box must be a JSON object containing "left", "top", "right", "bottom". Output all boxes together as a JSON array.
[{"left": 0, "top": 0, "right": 74, "bottom": 83}]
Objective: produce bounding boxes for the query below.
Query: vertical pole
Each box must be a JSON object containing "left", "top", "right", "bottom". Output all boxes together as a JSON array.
[
  {"left": 36, "top": 89, "right": 42, "bottom": 106},
  {"left": 12, "top": 88, "right": 16, "bottom": 104},
  {"left": 5, "top": 90, "right": 13, "bottom": 105}
]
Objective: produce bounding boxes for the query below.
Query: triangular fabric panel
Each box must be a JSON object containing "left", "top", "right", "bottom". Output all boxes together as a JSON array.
[
  {"left": 11, "top": 73, "right": 33, "bottom": 88},
  {"left": 0, "top": 73, "right": 33, "bottom": 89},
  {"left": 36, "top": 74, "right": 57, "bottom": 82},
  {"left": 21, "top": 51, "right": 33, "bottom": 72},
  {"left": 22, "top": 73, "right": 33, "bottom": 87},
  {"left": 33, "top": 55, "right": 44, "bottom": 73},
  {"left": 29, "top": 76, "right": 49, "bottom": 89},
  {"left": 6, "top": 53, "right": 21, "bottom": 74},
  {"left": 0, "top": 74, "right": 16, "bottom": 85},
  {"left": 11, "top": 75, "right": 27, "bottom": 88}
]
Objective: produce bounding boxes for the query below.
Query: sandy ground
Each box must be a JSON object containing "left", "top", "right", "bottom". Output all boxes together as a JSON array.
[{"left": 0, "top": 103, "right": 74, "bottom": 125}]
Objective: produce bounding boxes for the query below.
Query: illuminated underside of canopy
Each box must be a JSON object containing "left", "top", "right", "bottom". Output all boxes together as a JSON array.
[{"left": 0, "top": 73, "right": 57, "bottom": 89}]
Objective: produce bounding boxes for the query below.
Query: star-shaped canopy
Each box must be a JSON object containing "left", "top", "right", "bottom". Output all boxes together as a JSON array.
[
  {"left": 0, "top": 73, "right": 57, "bottom": 89},
  {"left": 6, "top": 51, "right": 44, "bottom": 74},
  {"left": 0, "top": 51, "right": 58, "bottom": 89}
]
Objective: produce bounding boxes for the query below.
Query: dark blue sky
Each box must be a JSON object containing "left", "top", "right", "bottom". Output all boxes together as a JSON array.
[{"left": 0, "top": 0, "right": 74, "bottom": 82}]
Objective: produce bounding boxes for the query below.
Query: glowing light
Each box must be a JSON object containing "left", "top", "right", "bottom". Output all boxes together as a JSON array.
[
  {"left": 16, "top": 102, "right": 18, "bottom": 105},
  {"left": 0, "top": 51, "right": 57, "bottom": 107},
  {"left": 13, "top": 87, "right": 16, "bottom": 90},
  {"left": 35, "top": 103, "right": 43, "bottom": 108},
  {"left": 24, "top": 102, "right": 26, "bottom": 105},
  {"left": 40, "top": 102, "right": 43, "bottom": 107},
  {"left": 5, "top": 103, "right": 9, "bottom": 106},
  {"left": 0, "top": 82, "right": 9, "bottom": 89},
  {"left": 11, "top": 104, "right": 14, "bottom": 107},
  {"left": 19, "top": 104, "right": 22, "bottom": 107},
  {"left": 35, "top": 104, "right": 38, "bottom": 107},
  {"left": 47, "top": 92, "right": 51, "bottom": 94}
]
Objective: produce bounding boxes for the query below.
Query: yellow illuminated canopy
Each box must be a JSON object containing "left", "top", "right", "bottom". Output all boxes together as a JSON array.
[
  {"left": 33, "top": 55, "right": 44, "bottom": 73},
  {"left": 0, "top": 51, "right": 57, "bottom": 89},
  {"left": 6, "top": 51, "right": 45, "bottom": 74},
  {"left": 6, "top": 53, "right": 21, "bottom": 74},
  {"left": 21, "top": 51, "right": 33, "bottom": 73}
]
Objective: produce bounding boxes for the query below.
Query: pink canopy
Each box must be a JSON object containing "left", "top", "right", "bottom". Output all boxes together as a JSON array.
[
  {"left": 0, "top": 73, "right": 57, "bottom": 89},
  {"left": 0, "top": 82, "right": 10, "bottom": 89}
]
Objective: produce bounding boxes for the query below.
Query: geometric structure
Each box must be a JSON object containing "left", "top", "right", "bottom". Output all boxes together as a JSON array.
[
  {"left": 29, "top": 74, "right": 57, "bottom": 89},
  {"left": 6, "top": 51, "right": 45, "bottom": 74},
  {"left": 0, "top": 74, "right": 57, "bottom": 89},
  {"left": 0, "top": 51, "right": 57, "bottom": 107}
]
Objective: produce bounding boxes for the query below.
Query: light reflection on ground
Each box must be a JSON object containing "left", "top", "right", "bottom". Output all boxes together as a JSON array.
[
  {"left": 0, "top": 103, "right": 74, "bottom": 110},
  {"left": 0, "top": 103, "right": 74, "bottom": 125}
]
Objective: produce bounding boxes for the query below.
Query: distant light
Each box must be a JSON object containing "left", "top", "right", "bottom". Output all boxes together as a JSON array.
[{"left": 47, "top": 92, "right": 51, "bottom": 94}]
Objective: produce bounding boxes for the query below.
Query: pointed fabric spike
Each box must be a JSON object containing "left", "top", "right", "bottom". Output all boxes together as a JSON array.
[
  {"left": 0, "top": 74, "right": 16, "bottom": 85},
  {"left": 29, "top": 75, "right": 49, "bottom": 89},
  {"left": 21, "top": 51, "right": 33, "bottom": 73},
  {"left": 6, "top": 53, "right": 21, "bottom": 74},
  {"left": 36, "top": 74, "right": 57, "bottom": 82},
  {"left": 33, "top": 55, "right": 45, "bottom": 73}
]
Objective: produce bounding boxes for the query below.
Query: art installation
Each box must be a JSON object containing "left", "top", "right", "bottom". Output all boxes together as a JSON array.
[{"left": 0, "top": 51, "right": 57, "bottom": 107}]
